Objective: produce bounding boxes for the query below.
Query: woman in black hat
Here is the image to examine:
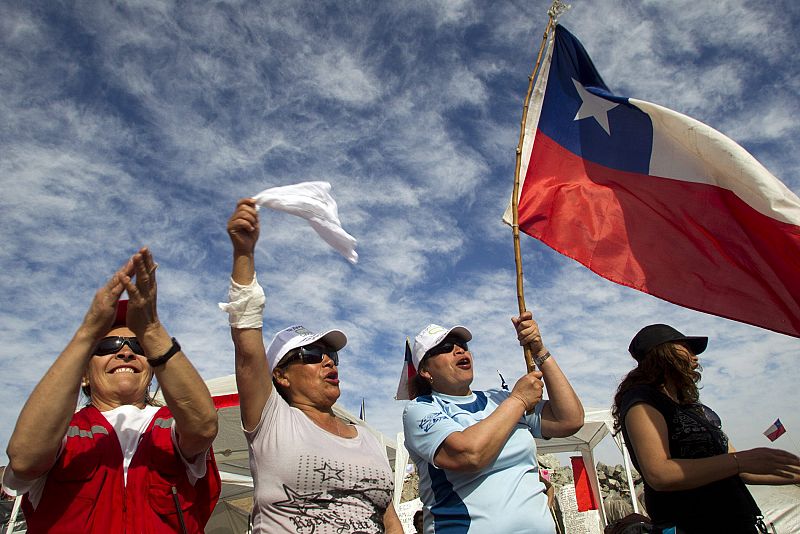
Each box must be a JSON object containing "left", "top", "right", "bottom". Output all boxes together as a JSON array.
[{"left": 612, "top": 324, "right": 800, "bottom": 533}]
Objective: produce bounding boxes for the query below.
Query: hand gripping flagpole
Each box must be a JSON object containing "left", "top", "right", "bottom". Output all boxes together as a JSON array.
[{"left": 512, "top": 0, "right": 569, "bottom": 372}]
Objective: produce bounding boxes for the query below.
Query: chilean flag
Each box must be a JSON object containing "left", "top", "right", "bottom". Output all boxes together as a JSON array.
[
  {"left": 395, "top": 338, "right": 416, "bottom": 400},
  {"left": 505, "top": 25, "right": 800, "bottom": 337},
  {"left": 763, "top": 419, "right": 787, "bottom": 442}
]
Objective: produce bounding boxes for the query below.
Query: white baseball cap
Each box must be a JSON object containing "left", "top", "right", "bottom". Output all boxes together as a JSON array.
[
  {"left": 266, "top": 324, "right": 347, "bottom": 371},
  {"left": 411, "top": 323, "right": 472, "bottom": 370}
]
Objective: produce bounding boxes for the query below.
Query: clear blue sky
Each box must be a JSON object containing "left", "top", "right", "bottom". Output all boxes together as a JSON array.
[{"left": 2, "top": 0, "right": 799, "bottom": 467}]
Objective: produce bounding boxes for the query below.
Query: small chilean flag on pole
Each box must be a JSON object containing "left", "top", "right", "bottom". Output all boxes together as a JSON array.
[
  {"left": 763, "top": 419, "right": 787, "bottom": 442},
  {"left": 504, "top": 25, "right": 800, "bottom": 337},
  {"left": 395, "top": 339, "right": 416, "bottom": 400}
]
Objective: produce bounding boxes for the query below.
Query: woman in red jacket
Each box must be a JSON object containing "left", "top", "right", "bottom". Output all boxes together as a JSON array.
[{"left": 3, "top": 248, "right": 221, "bottom": 533}]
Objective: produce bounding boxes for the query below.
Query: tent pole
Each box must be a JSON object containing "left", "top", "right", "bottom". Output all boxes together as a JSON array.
[
  {"left": 393, "top": 432, "right": 408, "bottom": 507},
  {"left": 580, "top": 448, "right": 608, "bottom": 526},
  {"left": 4, "top": 494, "right": 22, "bottom": 534},
  {"left": 615, "top": 432, "right": 640, "bottom": 514}
]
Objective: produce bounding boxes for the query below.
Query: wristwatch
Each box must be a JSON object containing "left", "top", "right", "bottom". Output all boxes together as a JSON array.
[{"left": 148, "top": 337, "right": 181, "bottom": 368}]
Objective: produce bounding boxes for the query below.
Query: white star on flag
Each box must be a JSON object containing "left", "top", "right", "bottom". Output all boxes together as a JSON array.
[{"left": 572, "top": 78, "right": 618, "bottom": 135}]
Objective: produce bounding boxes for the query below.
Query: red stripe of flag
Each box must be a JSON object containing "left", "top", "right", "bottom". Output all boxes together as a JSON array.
[{"left": 519, "top": 132, "right": 800, "bottom": 335}]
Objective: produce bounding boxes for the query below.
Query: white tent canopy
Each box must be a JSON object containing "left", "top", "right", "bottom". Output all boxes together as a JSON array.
[
  {"left": 535, "top": 409, "right": 613, "bottom": 454},
  {"left": 539, "top": 408, "right": 643, "bottom": 525}
]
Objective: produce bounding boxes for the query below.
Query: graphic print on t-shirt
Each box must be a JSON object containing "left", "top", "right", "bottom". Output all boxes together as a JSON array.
[
  {"left": 670, "top": 405, "right": 727, "bottom": 459},
  {"left": 272, "top": 454, "right": 393, "bottom": 533}
]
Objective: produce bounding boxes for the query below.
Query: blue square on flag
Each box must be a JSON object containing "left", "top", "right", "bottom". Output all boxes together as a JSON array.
[{"left": 539, "top": 33, "right": 652, "bottom": 174}]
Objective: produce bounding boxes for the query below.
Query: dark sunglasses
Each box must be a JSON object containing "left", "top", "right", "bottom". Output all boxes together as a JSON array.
[
  {"left": 426, "top": 338, "right": 469, "bottom": 358},
  {"left": 280, "top": 345, "right": 339, "bottom": 367},
  {"left": 93, "top": 336, "right": 144, "bottom": 356}
]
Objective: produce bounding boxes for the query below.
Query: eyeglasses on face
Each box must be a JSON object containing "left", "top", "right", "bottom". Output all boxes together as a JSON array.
[
  {"left": 280, "top": 345, "right": 339, "bottom": 367},
  {"left": 425, "top": 337, "right": 469, "bottom": 358},
  {"left": 93, "top": 336, "right": 144, "bottom": 356}
]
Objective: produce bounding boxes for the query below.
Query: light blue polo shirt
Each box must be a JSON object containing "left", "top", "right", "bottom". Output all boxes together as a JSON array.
[{"left": 403, "top": 389, "right": 555, "bottom": 534}]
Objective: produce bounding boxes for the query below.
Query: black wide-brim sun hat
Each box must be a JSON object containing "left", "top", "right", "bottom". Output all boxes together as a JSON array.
[{"left": 628, "top": 324, "right": 708, "bottom": 361}]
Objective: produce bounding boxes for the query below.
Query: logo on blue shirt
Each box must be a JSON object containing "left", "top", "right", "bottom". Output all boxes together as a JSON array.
[{"left": 419, "top": 412, "right": 447, "bottom": 432}]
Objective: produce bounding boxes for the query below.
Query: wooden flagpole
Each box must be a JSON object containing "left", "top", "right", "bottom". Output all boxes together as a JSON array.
[{"left": 512, "top": 1, "right": 569, "bottom": 372}]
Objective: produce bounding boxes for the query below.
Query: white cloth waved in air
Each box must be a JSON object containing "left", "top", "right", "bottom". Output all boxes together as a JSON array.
[{"left": 252, "top": 181, "right": 358, "bottom": 264}]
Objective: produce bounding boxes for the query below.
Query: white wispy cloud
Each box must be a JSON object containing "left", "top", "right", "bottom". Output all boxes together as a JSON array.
[{"left": 1, "top": 0, "right": 798, "bottom": 473}]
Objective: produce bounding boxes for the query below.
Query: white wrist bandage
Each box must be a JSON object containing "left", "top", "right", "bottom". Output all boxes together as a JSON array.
[{"left": 218, "top": 274, "right": 266, "bottom": 329}]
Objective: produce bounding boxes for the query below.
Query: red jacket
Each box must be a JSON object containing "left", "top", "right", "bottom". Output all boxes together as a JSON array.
[{"left": 22, "top": 405, "right": 221, "bottom": 533}]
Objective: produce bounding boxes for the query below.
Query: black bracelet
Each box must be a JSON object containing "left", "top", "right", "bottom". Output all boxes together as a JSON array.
[{"left": 148, "top": 337, "right": 181, "bottom": 368}]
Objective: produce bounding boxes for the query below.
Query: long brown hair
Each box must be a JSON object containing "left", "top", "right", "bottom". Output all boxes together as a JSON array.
[{"left": 612, "top": 342, "right": 701, "bottom": 434}]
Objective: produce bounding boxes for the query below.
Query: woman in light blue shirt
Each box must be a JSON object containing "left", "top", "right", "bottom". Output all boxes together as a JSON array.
[{"left": 402, "top": 313, "right": 584, "bottom": 533}]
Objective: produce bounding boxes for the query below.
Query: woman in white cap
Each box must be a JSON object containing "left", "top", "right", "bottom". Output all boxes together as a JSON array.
[
  {"left": 402, "top": 314, "right": 584, "bottom": 533},
  {"left": 613, "top": 324, "right": 800, "bottom": 533},
  {"left": 223, "top": 199, "right": 402, "bottom": 533}
]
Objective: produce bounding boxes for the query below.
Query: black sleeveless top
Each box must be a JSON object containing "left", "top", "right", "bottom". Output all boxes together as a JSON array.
[{"left": 619, "top": 385, "right": 761, "bottom": 533}]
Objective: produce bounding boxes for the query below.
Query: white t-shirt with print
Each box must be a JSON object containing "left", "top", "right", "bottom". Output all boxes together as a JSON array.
[{"left": 247, "top": 387, "right": 394, "bottom": 534}]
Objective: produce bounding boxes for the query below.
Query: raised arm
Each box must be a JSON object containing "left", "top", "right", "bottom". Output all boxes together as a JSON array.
[
  {"left": 226, "top": 198, "right": 271, "bottom": 432},
  {"left": 625, "top": 403, "right": 800, "bottom": 491},
  {"left": 513, "top": 311, "right": 584, "bottom": 438},
  {"left": 124, "top": 247, "right": 218, "bottom": 459},
  {"left": 6, "top": 266, "right": 129, "bottom": 480}
]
